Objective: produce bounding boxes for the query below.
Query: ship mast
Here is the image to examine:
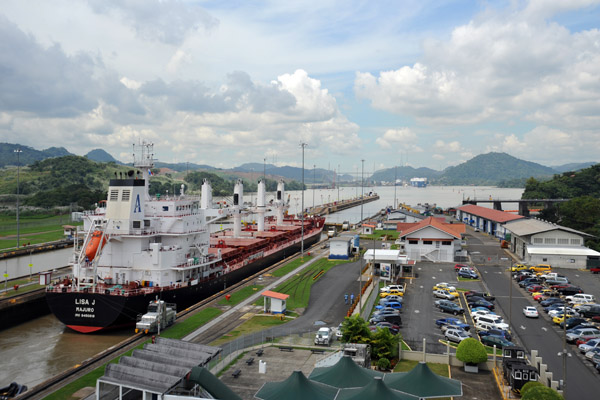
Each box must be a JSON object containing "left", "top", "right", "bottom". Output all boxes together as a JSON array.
[{"left": 132, "top": 141, "right": 155, "bottom": 201}]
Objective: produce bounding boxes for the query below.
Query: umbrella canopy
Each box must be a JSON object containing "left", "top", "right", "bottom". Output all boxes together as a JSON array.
[
  {"left": 309, "top": 356, "right": 383, "bottom": 388},
  {"left": 336, "top": 377, "right": 419, "bottom": 400},
  {"left": 384, "top": 362, "right": 462, "bottom": 398},
  {"left": 254, "top": 370, "right": 338, "bottom": 400}
]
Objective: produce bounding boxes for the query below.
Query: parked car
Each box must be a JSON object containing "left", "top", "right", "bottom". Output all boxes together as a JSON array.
[
  {"left": 445, "top": 329, "right": 471, "bottom": 343},
  {"left": 438, "top": 302, "right": 465, "bottom": 315},
  {"left": 380, "top": 290, "right": 404, "bottom": 298},
  {"left": 379, "top": 297, "right": 402, "bottom": 306},
  {"left": 372, "top": 322, "right": 401, "bottom": 335},
  {"left": 465, "top": 291, "right": 495, "bottom": 301},
  {"left": 471, "top": 309, "right": 496, "bottom": 320},
  {"left": 458, "top": 269, "right": 478, "bottom": 279},
  {"left": 579, "top": 338, "right": 600, "bottom": 354},
  {"left": 435, "top": 317, "right": 465, "bottom": 327},
  {"left": 523, "top": 306, "right": 539, "bottom": 318},
  {"left": 545, "top": 277, "right": 569, "bottom": 286},
  {"left": 530, "top": 264, "right": 552, "bottom": 274},
  {"left": 478, "top": 328, "right": 512, "bottom": 342},
  {"left": 369, "top": 314, "right": 402, "bottom": 325},
  {"left": 375, "top": 301, "right": 403, "bottom": 310},
  {"left": 526, "top": 284, "right": 544, "bottom": 294},
  {"left": 381, "top": 284, "right": 405, "bottom": 293},
  {"left": 579, "top": 305, "right": 600, "bottom": 318},
  {"left": 560, "top": 317, "right": 591, "bottom": 330},
  {"left": 566, "top": 328, "right": 600, "bottom": 344},
  {"left": 585, "top": 348, "right": 600, "bottom": 360},
  {"left": 540, "top": 298, "right": 564, "bottom": 307},
  {"left": 468, "top": 299, "right": 495, "bottom": 310},
  {"left": 518, "top": 277, "right": 542, "bottom": 288},
  {"left": 514, "top": 271, "right": 533, "bottom": 281},
  {"left": 454, "top": 263, "right": 469, "bottom": 271},
  {"left": 511, "top": 264, "right": 530, "bottom": 272},
  {"left": 434, "top": 289, "right": 458, "bottom": 300},
  {"left": 481, "top": 335, "right": 515, "bottom": 349},
  {"left": 433, "top": 282, "right": 456, "bottom": 291},
  {"left": 566, "top": 294, "right": 596, "bottom": 305},
  {"left": 441, "top": 323, "right": 471, "bottom": 333}
]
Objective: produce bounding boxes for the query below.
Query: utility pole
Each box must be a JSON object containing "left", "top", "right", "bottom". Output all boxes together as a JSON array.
[
  {"left": 337, "top": 164, "right": 340, "bottom": 202},
  {"left": 14, "top": 148, "right": 22, "bottom": 248},
  {"left": 300, "top": 143, "right": 307, "bottom": 257},
  {"left": 359, "top": 159, "right": 365, "bottom": 314},
  {"left": 313, "top": 165, "right": 316, "bottom": 208}
]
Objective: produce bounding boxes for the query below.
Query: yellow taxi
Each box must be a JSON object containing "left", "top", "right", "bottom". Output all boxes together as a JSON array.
[
  {"left": 432, "top": 282, "right": 456, "bottom": 292},
  {"left": 530, "top": 264, "right": 552, "bottom": 274},
  {"left": 552, "top": 312, "right": 575, "bottom": 325},
  {"left": 380, "top": 290, "right": 404, "bottom": 298},
  {"left": 511, "top": 263, "right": 530, "bottom": 272}
]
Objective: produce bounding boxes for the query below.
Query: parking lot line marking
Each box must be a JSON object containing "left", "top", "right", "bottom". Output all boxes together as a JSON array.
[
  {"left": 520, "top": 325, "right": 526, "bottom": 330},
  {"left": 542, "top": 327, "right": 547, "bottom": 331}
]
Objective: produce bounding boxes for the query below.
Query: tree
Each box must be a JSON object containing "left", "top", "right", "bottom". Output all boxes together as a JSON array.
[
  {"left": 521, "top": 382, "right": 544, "bottom": 397},
  {"left": 455, "top": 338, "right": 488, "bottom": 365},
  {"left": 370, "top": 327, "right": 399, "bottom": 361},
  {"left": 376, "top": 357, "right": 390, "bottom": 371},
  {"left": 341, "top": 315, "right": 371, "bottom": 344},
  {"left": 521, "top": 386, "right": 564, "bottom": 400}
]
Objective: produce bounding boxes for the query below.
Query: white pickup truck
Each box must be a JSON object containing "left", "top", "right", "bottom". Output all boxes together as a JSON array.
[
  {"left": 135, "top": 300, "right": 176, "bottom": 334},
  {"left": 315, "top": 327, "right": 334, "bottom": 346}
]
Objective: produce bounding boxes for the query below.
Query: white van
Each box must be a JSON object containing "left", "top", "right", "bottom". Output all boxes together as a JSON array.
[
  {"left": 566, "top": 294, "right": 596, "bottom": 305},
  {"left": 475, "top": 318, "right": 510, "bottom": 332}
]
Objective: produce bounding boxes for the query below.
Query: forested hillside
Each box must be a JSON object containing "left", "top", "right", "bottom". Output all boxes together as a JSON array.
[
  {"left": 0, "top": 155, "right": 304, "bottom": 212},
  {"left": 523, "top": 164, "right": 600, "bottom": 251}
]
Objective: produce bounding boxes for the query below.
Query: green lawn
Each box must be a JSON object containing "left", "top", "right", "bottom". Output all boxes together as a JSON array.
[
  {"left": 270, "top": 255, "right": 314, "bottom": 277},
  {"left": 217, "top": 285, "right": 264, "bottom": 306},
  {"left": 210, "top": 315, "right": 290, "bottom": 346},
  {"left": 43, "top": 307, "right": 222, "bottom": 400},
  {"left": 393, "top": 359, "right": 449, "bottom": 377},
  {"left": 360, "top": 230, "right": 399, "bottom": 241},
  {"left": 0, "top": 213, "right": 81, "bottom": 250}
]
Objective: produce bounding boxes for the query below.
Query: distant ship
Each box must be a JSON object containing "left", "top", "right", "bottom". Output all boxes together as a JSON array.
[
  {"left": 46, "top": 142, "right": 324, "bottom": 333},
  {"left": 410, "top": 177, "right": 428, "bottom": 187}
]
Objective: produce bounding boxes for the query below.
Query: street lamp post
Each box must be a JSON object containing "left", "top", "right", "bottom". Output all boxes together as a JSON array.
[
  {"left": 393, "top": 166, "right": 397, "bottom": 209},
  {"left": 300, "top": 143, "right": 307, "bottom": 257},
  {"left": 14, "top": 148, "right": 22, "bottom": 248},
  {"left": 337, "top": 164, "right": 340, "bottom": 202},
  {"left": 358, "top": 159, "right": 365, "bottom": 313},
  {"left": 313, "top": 165, "right": 316, "bottom": 208},
  {"left": 501, "top": 257, "right": 511, "bottom": 326}
]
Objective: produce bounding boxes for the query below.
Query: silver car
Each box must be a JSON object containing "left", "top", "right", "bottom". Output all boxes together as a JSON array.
[{"left": 445, "top": 329, "right": 470, "bottom": 343}]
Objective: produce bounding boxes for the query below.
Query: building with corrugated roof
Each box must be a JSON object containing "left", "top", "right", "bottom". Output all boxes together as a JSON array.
[
  {"left": 503, "top": 218, "right": 600, "bottom": 269},
  {"left": 456, "top": 204, "right": 525, "bottom": 239},
  {"left": 396, "top": 217, "right": 465, "bottom": 263}
]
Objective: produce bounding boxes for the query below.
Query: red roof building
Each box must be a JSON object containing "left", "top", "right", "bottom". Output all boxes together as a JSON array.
[
  {"left": 456, "top": 204, "right": 524, "bottom": 240},
  {"left": 397, "top": 217, "right": 466, "bottom": 263}
]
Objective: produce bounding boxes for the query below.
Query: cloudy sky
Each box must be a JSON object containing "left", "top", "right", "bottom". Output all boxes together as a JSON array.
[{"left": 1, "top": 0, "right": 599, "bottom": 175}]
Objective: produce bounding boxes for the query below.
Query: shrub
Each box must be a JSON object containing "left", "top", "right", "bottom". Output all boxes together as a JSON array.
[
  {"left": 377, "top": 357, "right": 390, "bottom": 371},
  {"left": 521, "top": 385, "right": 564, "bottom": 400},
  {"left": 521, "top": 381, "right": 544, "bottom": 397},
  {"left": 455, "top": 338, "right": 488, "bottom": 364}
]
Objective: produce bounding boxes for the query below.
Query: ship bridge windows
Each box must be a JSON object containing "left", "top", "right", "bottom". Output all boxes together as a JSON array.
[
  {"left": 133, "top": 221, "right": 141, "bottom": 229},
  {"left": 144, "top": 220, "right": 150, "bottom": 227},
  {"left": 110, "top": 190, "right": 119, "bottom": 201},
  {"left": 122, "top": 190, "right": 130, "bottom": 201},
  {"left": 163, "top": 206, "right": 169, "bottom": 211}
]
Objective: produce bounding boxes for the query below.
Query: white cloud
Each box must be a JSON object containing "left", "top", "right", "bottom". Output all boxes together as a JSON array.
[{"left": 433, "top": 140, "right": 462, "bottom": 153}]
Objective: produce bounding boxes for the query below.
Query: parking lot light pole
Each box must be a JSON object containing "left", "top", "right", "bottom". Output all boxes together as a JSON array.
[
  {"left": 14, "top": 148, "right": 22, "bottom": 248},
  {"left": 501, "top": 257, "right": 511, "bottom": 326}
]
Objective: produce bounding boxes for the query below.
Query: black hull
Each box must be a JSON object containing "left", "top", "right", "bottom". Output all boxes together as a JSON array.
[{"left": 46, "top": 233, "right": 321, "bottom": 333}]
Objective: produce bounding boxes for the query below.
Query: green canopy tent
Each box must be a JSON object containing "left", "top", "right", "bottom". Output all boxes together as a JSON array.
[
  {"left": 309, "top": 356, "right": 384, "bottom": 388},
  {"left": 383, "top": 362, "right": 462, "bottom": 398},
  {"left": 336, "top": 377, "right": 420, "bottom": 400},
  {"left": 254, "top": 370, "right": 338, "bottom": 400}
]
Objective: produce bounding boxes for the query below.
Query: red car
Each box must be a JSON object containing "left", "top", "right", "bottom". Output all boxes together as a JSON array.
[
  {"left": 454, "top": 263, "right": 468, "bottom": 271},
  {"left": 576, "top": 336, "right": 600, "bottom": 346},
  {"left": 526, "top": 285, "right": 544, "bottom": 293}
]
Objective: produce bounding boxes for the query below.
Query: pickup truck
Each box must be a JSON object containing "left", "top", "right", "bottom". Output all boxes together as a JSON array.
[
  {"left": 591, "top": 267, "right": 600, "bottom": 274},
  {"left": 135, "top": 300, "right": 177, "bottom": 334},
  {"left": 315, "top": 327, "right": 333, "bottom": 345}
]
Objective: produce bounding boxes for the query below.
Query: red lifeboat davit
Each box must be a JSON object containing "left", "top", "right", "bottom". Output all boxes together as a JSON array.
[{"left": 86, "top": 230, "right": 107, "bottom": 261}]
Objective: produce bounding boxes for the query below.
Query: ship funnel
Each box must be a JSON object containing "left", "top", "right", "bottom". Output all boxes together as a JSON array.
[
  {"left": 201, "top": 179, "right": 213, "bottom": 209},
  {"left": 276, "top": 180, "right": 285, "bottom": 225},
  {"left": 257, "top": 180, "right": 266, "bottom": 231},
  {"left": 233, "top": 179, "right": 244, "bottom": 207}
]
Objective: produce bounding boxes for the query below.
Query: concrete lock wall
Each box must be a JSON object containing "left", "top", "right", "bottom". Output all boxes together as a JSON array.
[{"left": 1, "top": 247, "right": 72, "bottom": 281}]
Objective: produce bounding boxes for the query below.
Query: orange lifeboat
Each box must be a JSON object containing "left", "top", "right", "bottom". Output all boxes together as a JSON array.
[{"left": 86, "top": 231, "right": 107, "bottom": 261}]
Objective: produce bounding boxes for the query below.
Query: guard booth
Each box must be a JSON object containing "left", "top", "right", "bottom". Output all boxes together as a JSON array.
[
  {"left": 363, "top": 250, "right": 408, "bottom": 282},
  {"left": 261, "top": 290, "right": 289, "bottom": 314}
]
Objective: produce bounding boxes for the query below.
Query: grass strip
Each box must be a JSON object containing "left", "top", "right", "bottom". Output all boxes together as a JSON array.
[
  {"left": 217, "top": 285, "right": 263, "bottom": 306},
  {"left": 209, "top": 315, "right": 290, "bottom": 346},
  {"left": 43, "top": 307, "right": 222, "bottom": 400},
  {"left": 270, "top": 255, "right": 313, "bottom": 277},
  {"left": 393, "top": 359, "right": 449, "bottom": 377}
]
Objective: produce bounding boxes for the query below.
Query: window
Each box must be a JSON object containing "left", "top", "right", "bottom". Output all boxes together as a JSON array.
[
  {"left": 110, "top": 190, "right": 119, "bottom": 201},
  {"left": 542, "top": 258, "right": 548, "bottom": 262},
  {"left": 533, "top": 238, "right": 543, "bottom": 244},
  {"left": 544, "top": 238, "right": 555, "bottom": 244},
  {"left": 514, "top": 371, "right": 522, "bottom": 380},
  {"left": 558, "top": 238, "right": 569, "bottom": 244},
  {"left": 423, "top": 240, "right": 433, "bottom": 245},
  {"left": 132, "top": 221, "right": 141, "bottom": 229},
  {"left": 571, "top": 238, "right": 580, "bottom": 245},
  {"left": 442, "top": 241, "right": 451, "bottom": 246},
  {"left": 569, "top": 259, "right": 575, "bottom": 263},
  {"left": 409, "top": 240, "right": 418, "bottom": 244},
  {"left": 144, "top": 220, "right": 150, "bottom": 227},
  {"left": 122, "top": 190, "right": 130, "bottom": 201},
  {"left": 163, "top": 206, "right": 169, "bottom": 211}
]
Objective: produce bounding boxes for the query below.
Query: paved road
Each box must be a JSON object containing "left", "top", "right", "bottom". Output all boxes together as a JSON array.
[{"left": 467, "top": 232, "right": 600, "bottom": 400}]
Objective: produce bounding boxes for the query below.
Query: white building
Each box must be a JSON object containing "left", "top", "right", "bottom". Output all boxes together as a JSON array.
[
  {"left": 397, "top": 217, "right": 465, "bottom": 263},
  {"left": 363, "top": 249, "right": 409, "bottom": 281},
  {"left": 504, "top": 218, "right": 600, "bottom": 269},
  {"left": 329, "top": 236, "right": 353, "bottom": 259},
  {"left": 456, "top": 204, "right": 524, "bottom": 240}
]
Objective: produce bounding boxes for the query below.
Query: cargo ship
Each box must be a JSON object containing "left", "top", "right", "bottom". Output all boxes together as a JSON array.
[
  {"left": 409, "top": 177, "right": 428, "bottom": 187},
  {"left": 46, "top": 143, "right": 324, "bottom": 333}
]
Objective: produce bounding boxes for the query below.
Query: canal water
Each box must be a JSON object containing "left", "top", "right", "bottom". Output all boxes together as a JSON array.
[{"left": 0, "top": 185, "right": 523, "bottom": 388}]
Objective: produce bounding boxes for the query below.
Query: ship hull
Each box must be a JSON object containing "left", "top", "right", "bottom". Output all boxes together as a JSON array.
[{"left": 46, "top": 232, "right": 321, "bottom": 333}]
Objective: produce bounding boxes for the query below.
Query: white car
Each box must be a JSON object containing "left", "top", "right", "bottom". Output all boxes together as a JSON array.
[
  {"left": 523, "top": 306, "right": 539, "bottom": 318},
  {"left": 433, "top": 282, "right": 456, "bottom": 292},
  {"left": 548, "top": 307, "right": 572, "bottom": 318},
  {"left": 578, "top": 338, "right": 600, "bottom": 353},
  {"left": 471, "top": 309, "right": 496, "bottom": 320},
  {"left": 434, "top": 289, "right": 457, "bottom": 300}
]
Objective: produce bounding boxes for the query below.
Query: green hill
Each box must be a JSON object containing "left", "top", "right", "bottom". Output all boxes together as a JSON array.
[
  {"left": 439, "top": 152, "right": 556, "bottom": 186},
  {"left": 0, "top": 143, "right": 72, "bottom": 168}
]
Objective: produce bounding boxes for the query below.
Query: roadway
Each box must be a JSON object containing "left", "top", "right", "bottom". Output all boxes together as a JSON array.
[{"left": 467, "top": 231, "right": 600, "bottom": 400}]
